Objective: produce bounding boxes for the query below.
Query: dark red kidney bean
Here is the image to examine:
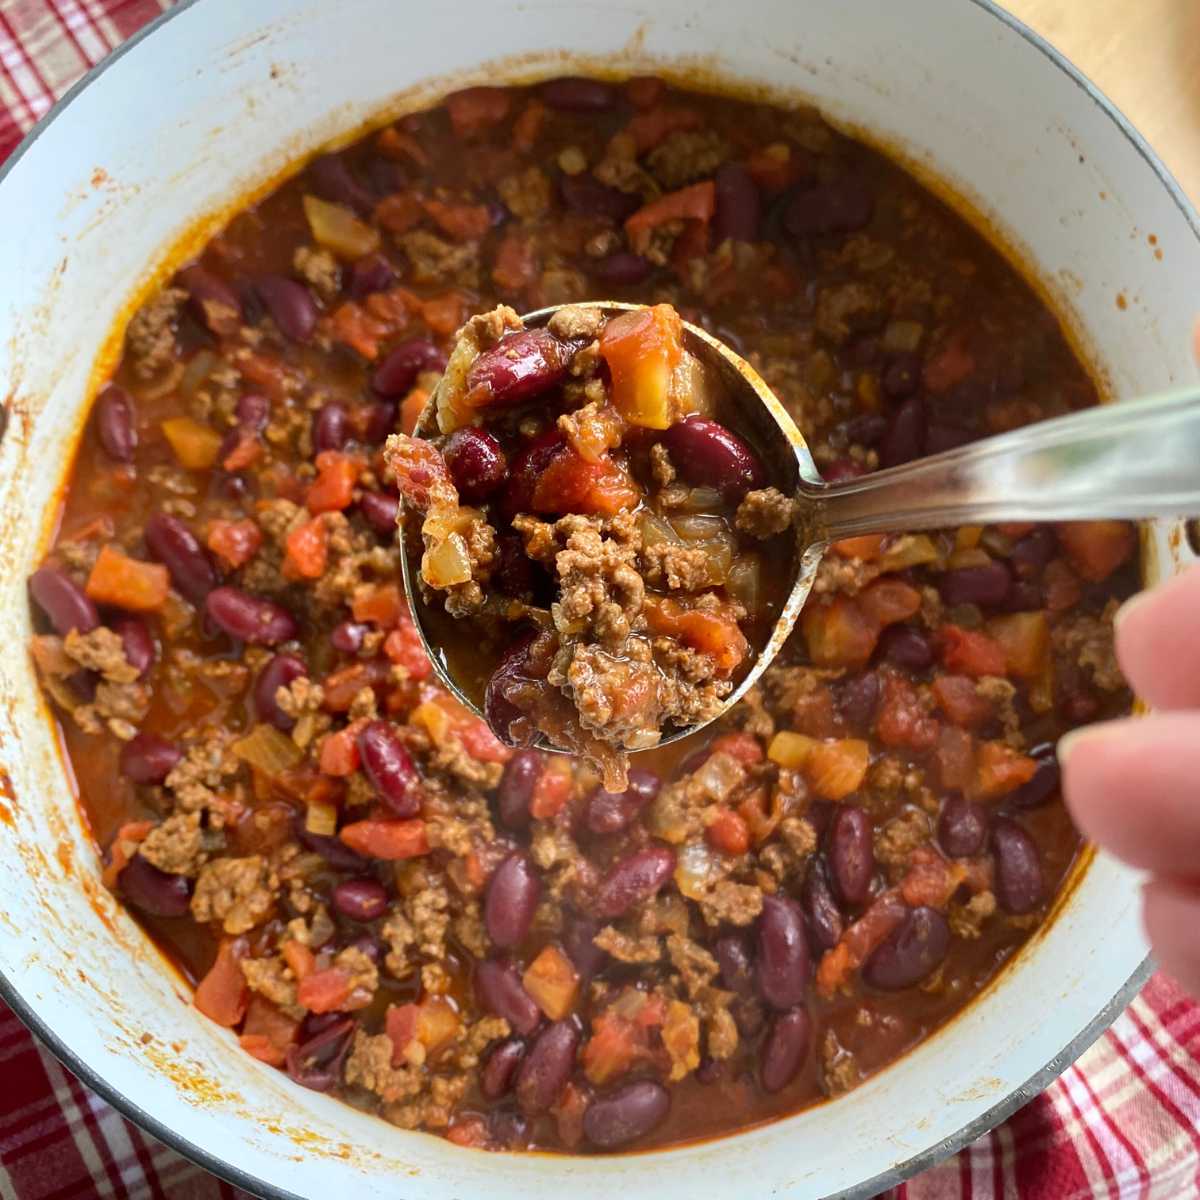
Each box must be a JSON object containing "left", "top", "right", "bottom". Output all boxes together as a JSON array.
[
  {"left": 480, "top": 1037, "right": 526, "bottom": 1100},
  {"left": 880, "top": 397, "right": 926, "bottom": 468},
  {"left": 205, "top": 586, "right": 297, "bottom": 645},
  {"left": 757, "top": 894, "right": 810, "bottom": 1010},
  {"left": 286, "top": 1017, "right": 356, "bottom": 1092},
  {"left": 372, "top": 338, "right": 447, "bottom": 397},
  {"left": 94, "top": 385, "right": 137, "bottom": 462},
  {"left": 476, "top": 958, "right": 542, "bottom": 1036},
  {"left": 466, "top": 329, "right": 572, "bottom": 409},
  {"left": 499, "top": 431, "right": 566, "bottom": 525},
  {"left": 1001, "top": 580, "right": 1044, "bottom": 613},
  {"left": 496, "top": 749, "right": 543, "bottom": 830},
  {"left": 940, "top": 561, "right": 1012, "bottom": 608},
  {"left": 308, "top": 153, "right": 375, "bottom": 215},
  {"left": 235, "top": 392, "right": 270, "bottom": 432},
  {"left": 801, "top": 858, "right": 844, "bottom": 952},
  {"left": 541, "top": 76, "right": 618, "bottom": 111},
  {"left": 882, "top": 352, "right": 922, "bottom": 399},
  {"left": 254, "top": 653, "right": 307, "bottom": 731},
  {"left": 358, "top": 490, "right": 400, "bottom": 537},
  {"left": 559, "top": 172, "right": 641, "bottom": 222},
  {"left": 118, "top": 854, "right": 190, "bottom": 917},
  {"left": 829, "top": 806, "right": 875, "bottom": 906},
  {"left": 112, "top": 617, "right": 155, "bottom": 678},
  {"left": 562, "top": 915, "right": 607, "bottom": 979},
  {"left": 660, "top": 416, "right": 767, "bottom": 499},
  {"left": 68, "top": 669, "right": 97, "bottom": 703},
  {"left": 696, "top": 1056, "right": 724, "bottom": 1085},
  {"left": 585, "top": 767, "right": 661, "bottom": 835},
  {"left": 1010, "top": 528, "right": 1057, "bottom": 577},
  {"left": 299, "top": 1010, "right": 345, "bottom": 1041},
  {"left": 347, "top": 933, "right": 384, "bottom": 963},
  {"left": 357, "top": 720, "right": 422, "bottom": 817},
  {"left": 256, "top": 275, "right": 318, "bottom": 343},
  {"left": 332, "top": 878, "right": 389, "bottom": 922},
  {"left": 836, "top": 672, "right": 880, "bottom": 728},
  {"left": 330, "top": 620, "right": 367, "bottom": 654},
  {"left": 1061, "top": 691, "right": 1100, "bottom": 724},
  {"left": 992, "top": 818, "right": 1045, "bottom": 913},
  {"left": 484, "top": 632, "right": 541, "bottom": 746},
  {"left": 119, "top": 732, "right": 182, "bottom": 785},
  {"left": 360, "top": 400, "right": 395, "bottom": 447},
  {"left": 348, "top": 253, "right": 396, "bottom": 298},
  {"left": 443, "top": 427, "right": 508, "bottom": 504},
  {"left": 716, "top": 933, "right": 756, "bottom": 998},
  {"left": 878, "top": 624, "right": 934, "bottom": 670},
  {"left": 584, "top": 1079, "right": 670, "bottom": 1149},
  {"left": 822, "top": 458, "right": 868, "bottom": 484},
  {"left": 938, "top": 795, "right": 989, "bottom": 858},
  {"left": 760, "top": 1006, "right": 811, "bottom": 1093},
  {"left": 145, "top": 512, "right": 216, "bottom": 604},
  {"left": 485, "top": 852, "right": 541, "bottom": 949},
  {"left": 178, "top": 265, "right": 243, "bottom": 337},
  {"left": 29, "top": 567, "right": 99, "bottom": 635},
  {"left": 216, "top": 471, "right": 255, "bottom": 503},
  {"left": 863, "top": 906, "right": 950, "bottom": 990},
  {"left": 487, "top": 199, "right": 511, "bottom": 227},
  {"left": 312, "top": 403, "right": 348, "bottom": 453},
  {"left": 713, "top": 162, "right": 762, "bottom": 244},
  {"left": 1010, "top": 744, "right": 1061, "bottom": 809},
  {"left": 295, "top": 819, "right": 368, "bottom": 871},
  {"left": 592, "top": 251, "right": 652, "bottom": 286},
  {"left": 926, "top": 425, "right": 973, "bottom": 455},
  {"left": 784, "top": 176, "right": 874, "bottom": 236},
  {"left": 594, "top": 844, "right": 676, "bottom": 920},
  {"left": 494, "top": 533, "right": 536, "bottom": 598},
  {"left": 516, "top": 1020, "right": 581, "bottom": 1115},
  {"left": 842, "top": 411, "right": 889, "bottom": 447}
]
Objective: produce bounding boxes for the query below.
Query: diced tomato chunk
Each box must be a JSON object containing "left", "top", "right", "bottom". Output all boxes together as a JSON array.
[
  {"left": 421, "top": 197, "right": 490, "bottom": 242},
  {"left": 644, "top": 597, "right": 749, "bottom": 675},
  {"left": 876, "top": 674, "right": 939, "bottom": 750},
  {"left": 831, "top": 534, "right": 886, "bottom": 560},
  {"left": 351, "top": 582, "right": 404, "bottom": 629},
  {"left": 709, "top": 731, "right": 764, "bottom": 765},
  {"left": 806, "top": 739, "right": 870, "bottom": 800},
  {"left": 624, "top": 181, "right": 715, "bottom": 256},
  {"left": 931, "top": 674, "right": 993, "bottom": 728},
  {"left": 207, "top": 518, "right": 262, "bottom": 569},
  {"left": 859, "top": 578, "right": 922, "bottom": 627},
  {"left": 582, "top": 1013, "right": 640, "bottom": 1085},
  {"left": 446, "top": 1116, "right": 491, "bottom": 1149},
  {"left": 523, "top": 945, "right": 580, "bottom": 1019},
  {"left": 446, "top": 86, "right": 511, "bottom": 138},
  {"left": 319, "top": 722, "right": 364, "bottom": 776},
  {"left": 707, "top": 808, "right": 751, "bottom": 856},
  {"left": 530, "top": 758, "right": 573, "bottom": 820},
  {"left": 339, "top": 818, "right": 429, "bottom": 860},
  {"left": 598, "top": 304, "right": 685, "bottom": 430},
  {"left": 306, "top": 451, "right": 359, "bottom": 513},
  {"left": 283, "top": 517, "right": 328, "bottom": 580},
  {"left": 239, "top": 995, "right": 301, "bottom": 1066},
  {"left": 85, "top": 545, "right": 169, "bottom": 612},
  {"left": 935, "top": 725, "right": 976, "bottom": 790},
  {"left": 974, "top": 740, "right": 1037, "bottom": 798},
  {"left": 938, "top": 624, "right": 1008, "bottom": 678},
  {"left": 988, "top": 611, "right": 1050, "bottom": 679},
  {"left": 383, "top": 617, "right": 433, "bottom": 679},
  {"left": 801, "top": 595, "right": 878, "bottom": 669},
  {"left": 923, "top": 338, "right": 975, "bottom": 393},
  {"left": 1055, "top": 520, "right": 1135, "bottom": 582},
  {"left": 623, "top": 106, "right": 703, "bottom": 154},
  {"left": 194, "top": 938, "right": 248, "bottom": 1028},
  {"left": 531, "top": 446, "right": 641, "bottom": 515},
  {"left": 297, "top": 967, "right": 353, "bottom": 1014}
]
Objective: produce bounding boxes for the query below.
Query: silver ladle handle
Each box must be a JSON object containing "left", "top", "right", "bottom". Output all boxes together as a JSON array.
[{"left": 802, "top": 387, "right": 1200, "bottom": 542}]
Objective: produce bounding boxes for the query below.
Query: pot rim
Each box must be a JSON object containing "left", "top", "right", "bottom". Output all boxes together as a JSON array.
[{"left": 0, "top": 0, "right": 1185, "bottom": 1195}]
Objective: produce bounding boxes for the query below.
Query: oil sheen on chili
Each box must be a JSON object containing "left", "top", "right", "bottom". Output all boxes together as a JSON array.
[{"left": 28, "top": 73, "right": 1137, "bottom": 1153}]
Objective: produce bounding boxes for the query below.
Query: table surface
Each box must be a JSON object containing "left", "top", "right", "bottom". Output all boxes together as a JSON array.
[{"left": 1007, "top": 0, "right": 1200, "bottom": 202}]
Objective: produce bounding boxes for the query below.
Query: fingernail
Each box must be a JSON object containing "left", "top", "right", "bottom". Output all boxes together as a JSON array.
[{"left": 1114, "top": 588, "right": 1153, "bottom": 629}]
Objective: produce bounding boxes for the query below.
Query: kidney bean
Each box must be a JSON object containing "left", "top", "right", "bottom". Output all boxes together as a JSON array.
[
  {"left": 234, "top": 392, "right": 270, "bottom": 432},
  {"left": 938, "top": 795, "right": 989, "bottom": 858},
  {"left": 878, "top": 624, "right": 934, "bottom": 670},
  {"left": 372, "top": 338, "right": 447, "bottom": 397},
  {"left": 716, "top": 933, "right": 756, "bottom": 998},
  {"left": 358, "top": 490, "right": 400, "bottom": 538},
  {"left": 299, "top": 1010, "right": 345, "bottom": 1041},
  {"left": 295, "top": 820, "right": 369, "bottom": 871},
  {"left": 1010, "top": 744, "right": 1061, "bottom": 809},
  {"left": 308, "top": 152, "right": 375, "bottom": 215},
  {"left": 119, "top": 732, "right": 182, "bottom": 785},
  {"left": 330, "top": 621, "right": 367, "bottom": 654},
  {"left": 94, "top": 385, "right": 137, "bottom": 462},
  {"left": 940, "top": 561, "right": 1012, "bottom": 608},
  {"left": 205, "top": 586, "right": 297, "bottom": 645},
  {"left": 863, "top": 906, "right": 950, "bottom": 990},
  {"left": 484, "top": 632, "right": 540, "bottom": 746},
  {"left": 829, "top": 805, "right": 875, "bottom": 906},
  {"left": 784, "top": 176, "right": 874, "bottom": 236},
  {"left": 144, "top": 513, "right": 216, "bottom": 604},
  {"left": 992, "top": 817, "right": 1045, "bottom": 913},
  {"left": 660, "top": 416, "right": 766, "bottom": 499},
  {"left": 29, "top": 567, "right": 99, "bottom": 635},
  {"left": 1001, "top": 580, "right": 1044, "bottom": 613},
  {"left": 466, "top": 329, "right": 572, "bottom": 409},
  {"left": 559, "top": 173, "right": 642, "bottom": 222},
  {"left": 444, "top": 427, "right": 508, "bottom": 504},
  {"left": 1010, "top": 528, "right": 1057, "bottom": 577},
  {"left": 357, "top": 720, "right": 422, "bottom": 817},
  {"left": 332, "top": 878, "right": 389, "bottom": 922},
  {"left": 822, "top": 458, "right": 867, "bottom": 484},
  {"left": 481, "top": 1037, "right": 526, "bottom": 1100},
  {"left": 286, "top": 1016, "right": 356, "bottom": 1092},
  {"left": 594, "top": 844, "right": 676, "bottom": 920},
  {"left": 563, "top": 915, "right": 608, "bottom": 979},
  {"left": 118, "top": 854, "right": 190, "bottom": 918},
  {"left": 836, "top": 672, "right": 880, "bottom": 728},
  {"left": 880, "top": 397, "right": 926, "bottom": 468},
  {"left": 541, "top": 76, "right": 618, "bottom": 111},
  {"left": 348, "top": 253, "right": 396, "bottom": 298},
  {"left": 760, "top": 1006, "right": 811, "bottom": 1093},
  {"left": 494, "top": 533, "right": 537, "bottom": 598},
  {"left": 882, "top": 352, "right": 922, "bottom": 399},
  {"left": 485, "top": 852, "right": 541, "bottom": 949},
  {"left": 476, "top": 958, "right": 541, "bottom": 1036},
  {"left": 495, "top": 749, "right": 542, "bottom": 830},
  {"left": 592, "top": 251, "right": 652, "bottom": 287},
  {"left": 842, "top": 411, "right": 890, "bottom": 446},
  {"left": 348, "top": 933, "right": 384, "bottom": 963},
  {"left": 713, "top": 162, "right": 762, "bottom": 244},
  {"left": 112, "top": 617, "right": 155, "bottom": 678},
  {"left": 253, "top": 653, "right": 307, "bottom": 730},
  {"left": 312, "top": 403, "right": 348, "bottom": 453},
  {"left": 926, "top": 425, "right": 973, "bottom": 455},
  {"left": 801, "top": 858, "right": 844, "bottom": 952},
  {"left": 757, "top": 894, "right": 810, "bottom": 1010},
  {"left": 585, "top": 767, "right": 661, "bottom": 835},
  {"left": 696, "top": 1056, "right": 724, "bottom": 1085},
  {"left": 178, "top": 265, "right": 243, "bottom": 337},
  {"left": 256, "top": 275, "right": 318, "bottom": 342},
  {"left": 583, "top": 1079, "right": 670, "bottom": 1148},
  {"left": 516, "top": 1020, "right": 581, "bottom": 1114},
  {"left": 362, "top": 400, "right": 399, "bottom": 445}
]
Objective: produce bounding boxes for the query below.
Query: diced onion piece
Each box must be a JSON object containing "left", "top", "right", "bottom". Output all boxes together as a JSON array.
[
  {"left": 671, "top": 486, "right": 725, "bottom": 514},
  {"left": 523, "top": 945, "right": 580, "bottom": 1020},
  {"left": 639, "top": 510, "right": 683, "bottom": 548},
  {"left": 411, "top": 699, "right": 454, "bottom": 745},
  {"left": 180, "top": 349, "right": 217, "bottom": 397},
  {"left": 669, "top": 514, "right": 727, "bottom": 541},
  {"left": 304, "top": 800, "right": 338, "bottom": 837},
  {"left": 598, "top": 304, "right": 683, "bottom": 429},
  {"left": 946, "top": 547, "right": 992, "bottom": 570},
  {"left": 674, "top": 839, "right": 720, "bottom": 900},
  {"left": 233, "top": 723, "right": 303, "bottom": 776},
  {"left": 421, "top": 532, "right": 473, "bottom": 588},
  {"left": 726, "top": 555, "right": 762, "bottom": 613},
  {"left": 878, "top": 533, "right": 941, "bottom": 572},
  {"left": 302, "top": 194, "right": 381, "bottom": 260}
]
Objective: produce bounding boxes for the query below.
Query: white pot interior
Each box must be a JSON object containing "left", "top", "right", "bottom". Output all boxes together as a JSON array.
[{"left": 0, "top": 1, "right": 1193, "bottom": 1197}]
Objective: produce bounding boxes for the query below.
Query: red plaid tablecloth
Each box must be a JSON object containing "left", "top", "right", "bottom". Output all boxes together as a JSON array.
[{"left": 2, "top": 3, "right": 1199, "bottom": 1198}]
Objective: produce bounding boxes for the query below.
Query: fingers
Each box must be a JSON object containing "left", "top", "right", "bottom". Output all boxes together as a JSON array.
[
  {"left": 1142, "top": 877, "right": 1200, "bottom": 996},
  {"left": 1114, "top": 565, "right": 1200, "bottom": 710},
  {"left": 1060, "top": 712, "right": 1200, "bottom": 877}
]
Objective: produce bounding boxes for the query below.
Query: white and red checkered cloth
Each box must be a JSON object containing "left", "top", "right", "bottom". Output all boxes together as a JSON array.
[{"left": 1, "top": 3, "right": 1199, "bottom": 1198}]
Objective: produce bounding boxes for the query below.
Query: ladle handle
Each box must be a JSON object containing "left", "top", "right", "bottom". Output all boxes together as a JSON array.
[{"left": 802, "top": 387, "right": 1200, "bottom": 542}]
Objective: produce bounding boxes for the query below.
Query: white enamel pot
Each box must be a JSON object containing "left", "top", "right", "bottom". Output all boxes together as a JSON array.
[{"left": 0, "top": 1, "right": 1194, "bottom": 1197}]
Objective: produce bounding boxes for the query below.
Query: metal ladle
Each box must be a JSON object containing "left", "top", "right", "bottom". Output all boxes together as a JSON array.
[{"left": 401, "top": 302, "right": 1200, "bottom": 752}]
